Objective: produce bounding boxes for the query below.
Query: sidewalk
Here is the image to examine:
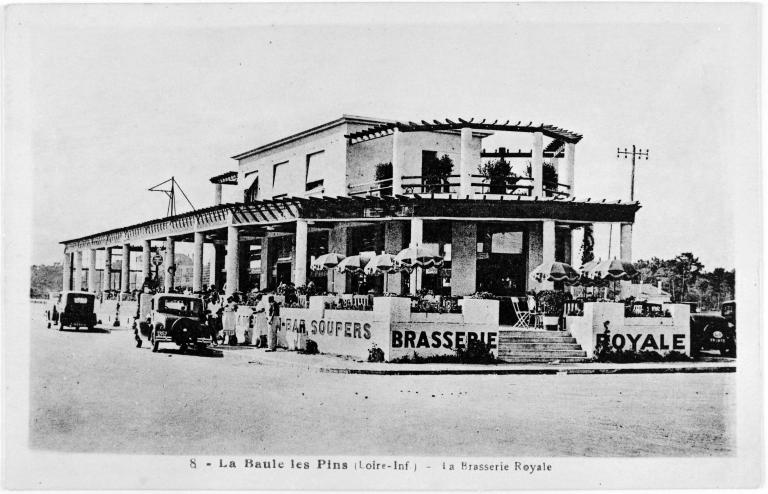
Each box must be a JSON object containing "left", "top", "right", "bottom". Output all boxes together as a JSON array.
[{"left": 224, "top": 346, "right": 737, "bottom": 375}]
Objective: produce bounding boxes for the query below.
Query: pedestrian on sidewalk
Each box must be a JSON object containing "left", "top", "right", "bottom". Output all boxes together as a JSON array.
[{"left": 266, "top": 295, "right": 280, "bottom": 351}]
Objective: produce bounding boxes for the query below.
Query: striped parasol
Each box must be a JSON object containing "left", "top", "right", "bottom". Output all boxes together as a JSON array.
[
  {"left": 336, "top": 252, "right": 376, "bottom": 274},
  {"left": 530, "top": 261, "right": 581, "bottom": 285},
  {"left": 363, "top": 253, "right": 400, "bottom": 275},
  {"left": 311, "top": 252, "right": 345, "bottom": 271},
  {"left": 394, "top": 245, "right": 443, "bottom": 270},
  {"left": 578, "top": 258, "right": 607, "bottom": 286},
  {"left": 590, "top": 258, "right": 638, "bottom": 281}
]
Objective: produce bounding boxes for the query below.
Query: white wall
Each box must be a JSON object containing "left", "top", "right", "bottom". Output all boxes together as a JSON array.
[{"left": 237, "top": 124, "right": 349, "bottom": 199}]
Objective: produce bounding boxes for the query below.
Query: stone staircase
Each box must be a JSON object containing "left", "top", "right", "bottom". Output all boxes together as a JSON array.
[{"left": 496, "top": 328, "right": 588, "bottom": 363}]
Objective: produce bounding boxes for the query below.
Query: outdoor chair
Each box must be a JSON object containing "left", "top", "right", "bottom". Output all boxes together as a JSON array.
[
  {"left": 511, "top": 297, "right": 532, "bottom": 329},
  {"left": 527, "top": 295, "right": 544, "bottom": 329}
]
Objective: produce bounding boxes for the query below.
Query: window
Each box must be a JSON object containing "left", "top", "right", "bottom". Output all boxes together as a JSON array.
[
  {"left": 272, "top": 161, "right": 290, "bottom": 196},
  {"left": 305, "top": 151, "right": 325, "bottom": 191}
]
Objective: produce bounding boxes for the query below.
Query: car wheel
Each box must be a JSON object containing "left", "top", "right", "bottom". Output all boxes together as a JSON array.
[{"left": 179, "top": 344, "right": 187, "bottom": 354}]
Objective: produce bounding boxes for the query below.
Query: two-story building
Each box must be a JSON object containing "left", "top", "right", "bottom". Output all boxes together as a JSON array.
[{"left": 60, "top": 115, "right": 639, "bottom": 300}]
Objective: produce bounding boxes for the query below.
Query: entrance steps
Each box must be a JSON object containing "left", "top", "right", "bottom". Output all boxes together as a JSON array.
[{"left": 497, "top": 328, "right": 588, "bottom": 363}]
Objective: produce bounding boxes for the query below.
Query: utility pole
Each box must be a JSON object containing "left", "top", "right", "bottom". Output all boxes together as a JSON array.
[
  {"left": 617, "top": 145, "right": 649, "bottom": 201},
  {"left": 148, "top": 176, "right": 197, "bottom": 217}
]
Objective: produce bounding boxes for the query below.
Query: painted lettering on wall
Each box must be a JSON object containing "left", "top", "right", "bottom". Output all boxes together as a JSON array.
[
  {"left": 281, "top": 318, "right": 371, "bottom": 340},
  {"left": 391, "top": 330, "right": 497, "bottom": 350},
  {"left": 596, "top": 332, "right": 686, "bottom": 352}
]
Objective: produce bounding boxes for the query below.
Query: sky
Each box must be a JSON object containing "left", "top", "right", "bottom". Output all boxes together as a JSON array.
[{"left": 7, "top": 2, "right": 760, "bottom": 270}]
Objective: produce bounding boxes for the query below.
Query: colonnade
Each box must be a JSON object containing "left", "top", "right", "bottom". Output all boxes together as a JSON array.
[{"left": 62, "top": 218, "right": 633, "bottom": 297}]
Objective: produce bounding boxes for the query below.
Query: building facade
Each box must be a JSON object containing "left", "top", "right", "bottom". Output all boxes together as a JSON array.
[{"left": 60, "top": 115, "right": 639, "bottom": 299}]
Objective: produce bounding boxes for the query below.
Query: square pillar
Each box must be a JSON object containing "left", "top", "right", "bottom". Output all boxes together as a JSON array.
[
  {"left": 540, "top": 220, "right": 556, "bottom": 290},
  {"left": 225, "top": 226, "right": 240, "bottom": 296},
  {"left": 571, "top": 227, "right": 583, "bottom": 267},
  {"left": 459, "top": 127, "right": 473, "bottom": 197},
  {"left": 193, "top": 232, "right": 204, "bottom": 293},
  {"left": 260, "top": 236, "right": 270, "bottom": 291},
  {"left": 294, "top": 219, "right": 309, "bottom": 286},
  {"left": 87, "top": 249, "right": 97, "bottom": 293},
  {"left": 212, "top": 243, "right": 226, "bottom": 291},
  {"left": 526, "top": 223, "right": 543, "bottom": 291},
  {"left": 121, "top": 244, "right": 131, "bottom": 293},
  {"left": 384, "top": 221, "right": 406, "bottom": 294},
  {"left": 451, "top": 222, "right": 477, "bottom": 296},
  {"left": 531, "top": 131, "right": 544, "bottom": 197},
  {"left": 141, "top": 240, "right": 151, "bottom": 284},
  {"left": 103, "top": 248, "right": 113, "bottom": 294},
  {"left": 391, "top": 128, "right": 403, "bottom": 195},
  {"left": 164, "top": 237, "right": 175, "bottom": 293},
  {"left": 214, "top": 183, "right": 223, "bottom": 206},
  {"left": 328, "top": 225, "right": 348, "bottom": 294},
  {"left": 73, "top": 251, "right": 83, "bottom": 291},
  {"left": 620, "top": 223, "right": 633, "bottom": 262},
  {"left": 62, "top": 251, "right": 72, "bottom": 292},
  {"left": 409, "top": 218, "right": 424, "bottom": 295},
  {"left": 563, "top": 142, "right": 575, "bottom": 196}
]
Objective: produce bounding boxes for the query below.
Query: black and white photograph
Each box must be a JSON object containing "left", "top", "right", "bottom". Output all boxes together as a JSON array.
[{"left": 2, "top": 2, "right": 763, "bottom": 490}]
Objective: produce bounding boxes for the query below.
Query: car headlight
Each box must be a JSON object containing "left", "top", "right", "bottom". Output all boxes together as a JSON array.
[{"left": 712, "top": 331, "right": 723, "bottom": 339}]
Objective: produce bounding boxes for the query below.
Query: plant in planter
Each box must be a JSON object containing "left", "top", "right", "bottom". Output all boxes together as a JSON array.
[
  {"left": 535, "top": 290, "right": 568, "bottom": 329},
  {"left": 478, "top": 158, "right": 517, "bottom": 194},
  {"left": 525, "top": 161, "right": 559, "bottom": 196},
  {"left": 374, "top": 162, "right": 393, "bottom": 196},
  {"left": 422, "top": 154, "right": 454, "bottom": 193}
]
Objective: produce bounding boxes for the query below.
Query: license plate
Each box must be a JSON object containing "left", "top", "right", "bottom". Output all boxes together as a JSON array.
[{"left": 710, "top": 338, "right": 725, "bottom": 344}]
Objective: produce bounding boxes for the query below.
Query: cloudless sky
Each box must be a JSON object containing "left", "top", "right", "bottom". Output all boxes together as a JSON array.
[{"left": 9, "top": 3, "right": 760, "bottom": 270}]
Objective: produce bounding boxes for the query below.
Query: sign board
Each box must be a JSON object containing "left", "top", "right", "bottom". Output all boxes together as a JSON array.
[{"left": 151, "top": 254, "right": 164, "bottom": 266}]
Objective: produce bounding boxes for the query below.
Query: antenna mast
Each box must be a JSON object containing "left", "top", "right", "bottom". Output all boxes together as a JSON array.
[{"left": 148, "top": 177, "right": 196, "bottom": 217}]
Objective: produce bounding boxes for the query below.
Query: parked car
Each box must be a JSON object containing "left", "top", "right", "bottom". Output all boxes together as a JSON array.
[
  {"left": 134, "top": 293, "right": 212, "bottom": 352},
  {"left": 689, "top": 301, "right": 736, "bottom": 357},
  {"left": 48, "top": 291, "right": 97, "bottom": 331}
]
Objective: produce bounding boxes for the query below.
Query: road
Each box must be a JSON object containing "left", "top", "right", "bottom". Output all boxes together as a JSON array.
[{"left": 29, "top": 317, "right": 735, "bottom": 457}]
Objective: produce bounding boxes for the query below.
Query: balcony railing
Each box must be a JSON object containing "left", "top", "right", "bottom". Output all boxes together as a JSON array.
[{"left": 347, "top": 175, "right": 571, "bottom": 198}]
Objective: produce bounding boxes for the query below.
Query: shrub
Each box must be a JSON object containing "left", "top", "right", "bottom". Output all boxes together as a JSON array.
[
  {"left": 374, "top": 162, "right": 393, "bottom": 181},
  {"left": 303, "top": 339, "right": 319, "bottom": 355},
  {"left": 536, "top": 290, "right": 568, "bottom": 316},
  {"left": 469, "top": 291, "right": 496, "bottom": 299},
  {"left": 478, "top": 158, "right": 517, "bottom": 194},
  {"left": 456, "top": 339, "right": 496, "bottom": 364},
  {"left": 367, "top": 344, "right": 385, "bottom": 362}
]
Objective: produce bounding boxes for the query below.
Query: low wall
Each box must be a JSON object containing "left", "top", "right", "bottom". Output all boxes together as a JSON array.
[
  {"left": 274, "top": 297, "right": 501, "bottom": 362},
  {"left": 566, "top": 302, "right": 691, "bottom": 358}
]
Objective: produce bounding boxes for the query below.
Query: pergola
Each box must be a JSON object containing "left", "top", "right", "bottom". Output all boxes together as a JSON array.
[{"left": 345, "top": 117, "right": 583, "bottom": 144}]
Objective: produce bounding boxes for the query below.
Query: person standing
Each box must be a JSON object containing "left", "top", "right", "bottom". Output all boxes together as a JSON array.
[
  {"left": 266, "top": 296, "right": 280, "bottom": 352},
  {"left": 253, "top": 294, "right": 267, "bottom": 347}
]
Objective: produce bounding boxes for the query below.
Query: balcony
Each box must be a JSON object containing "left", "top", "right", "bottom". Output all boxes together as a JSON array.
[{"left": 348, "top": 175, "right": 571, "bottom": 198}]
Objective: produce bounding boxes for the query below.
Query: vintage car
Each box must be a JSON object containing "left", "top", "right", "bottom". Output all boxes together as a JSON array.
[
  {"left": 689, "top": 301, "right": 736, "bottom": 357},
  {"left": 48, "top": 291, "right": 97, "bottom": 331},
  {"left": 134, "top": 293, "right": 212, "bottom": 352}
]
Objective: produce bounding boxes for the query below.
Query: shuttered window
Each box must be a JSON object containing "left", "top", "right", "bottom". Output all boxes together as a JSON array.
[{"left": 272, "top": 161, "right": 290, "bottom": 196}]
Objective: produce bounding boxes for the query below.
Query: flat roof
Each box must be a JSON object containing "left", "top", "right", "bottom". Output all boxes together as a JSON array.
[{"left": 231, "top": 114, "right": 393, "bottom": 161}]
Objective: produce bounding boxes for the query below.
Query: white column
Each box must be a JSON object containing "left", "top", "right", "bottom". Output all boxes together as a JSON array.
[
  {"left": 620, "top": 223, "right": 633, "bottom": 262},
  {"left": 409, "top": 218, "right": 424, "bottom": 295},
  {"left": 103, "top": 248, "right": 112, "bottom": 294},
  {"left": 62, "top": 252, "right": 72, "bottom": 292},
  {"left": 570, "top": 227, "right": 582, "bottom": 267},
  {"left": 531, "top": 131, "right": 544, "bottom": 197},
  {"left": 541, "top": 220, "right": 556, "bottom": 290},
  {"left": 451, "top": 222, "right": 477, "bottom": 296},
  {"left": 73, "top": 251, "right": 83, "bottom": 291},
  {"left": 260, "top": 236, "right": 270, "bottom": 291},
  {"left": 542, "top": 220, "right": 556, "bottom": 264},
  {"left": 141, "top": 240, "right": 151, "bottom": 283},
  {"left": 391, "top": 128, "right": 403, "bottom": 195},
  {"left": 225, "top": 226, "right": 240, "bottom": 296},
  {"left": 214, "top": 183, "right": 223, "bottom": 205},
  {"left": 294, "top": 219, "right": 308, "bottom": 286},
  {"left": 164, "top": 237, "right": 175, "bottom": 292},
  {"left": 193, "top": 232, "right": 204, "bottom": 293},
  {"left": 88, "top": 249, "right": 97, "bottom": 293},
  {"left": 459, "top": 127, "right": 473, "bottom": 197},
  {"left": 563, "top": 142, "right": 575, "bottom": 197},
  {"left": 121, "top": 244, "right": 130, "bottom": 293}
]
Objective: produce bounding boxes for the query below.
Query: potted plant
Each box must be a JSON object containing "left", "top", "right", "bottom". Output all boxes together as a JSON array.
[
  {"left": 422, "top": 154, "right": 454, "bottom": 193},
  {"left": 535, "top": 290, "right": 568, "bottom": 330},
  {"left": 374, "top": 162, "right": 393, "bottom": 196},
  {"left": 478, "top": 158, "right": 517, "bottom": 194}
]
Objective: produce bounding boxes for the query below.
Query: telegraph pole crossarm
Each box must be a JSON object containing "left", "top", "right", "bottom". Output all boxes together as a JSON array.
[{"left": 617, "top": 145, "right": 650, "bottom": 201}]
